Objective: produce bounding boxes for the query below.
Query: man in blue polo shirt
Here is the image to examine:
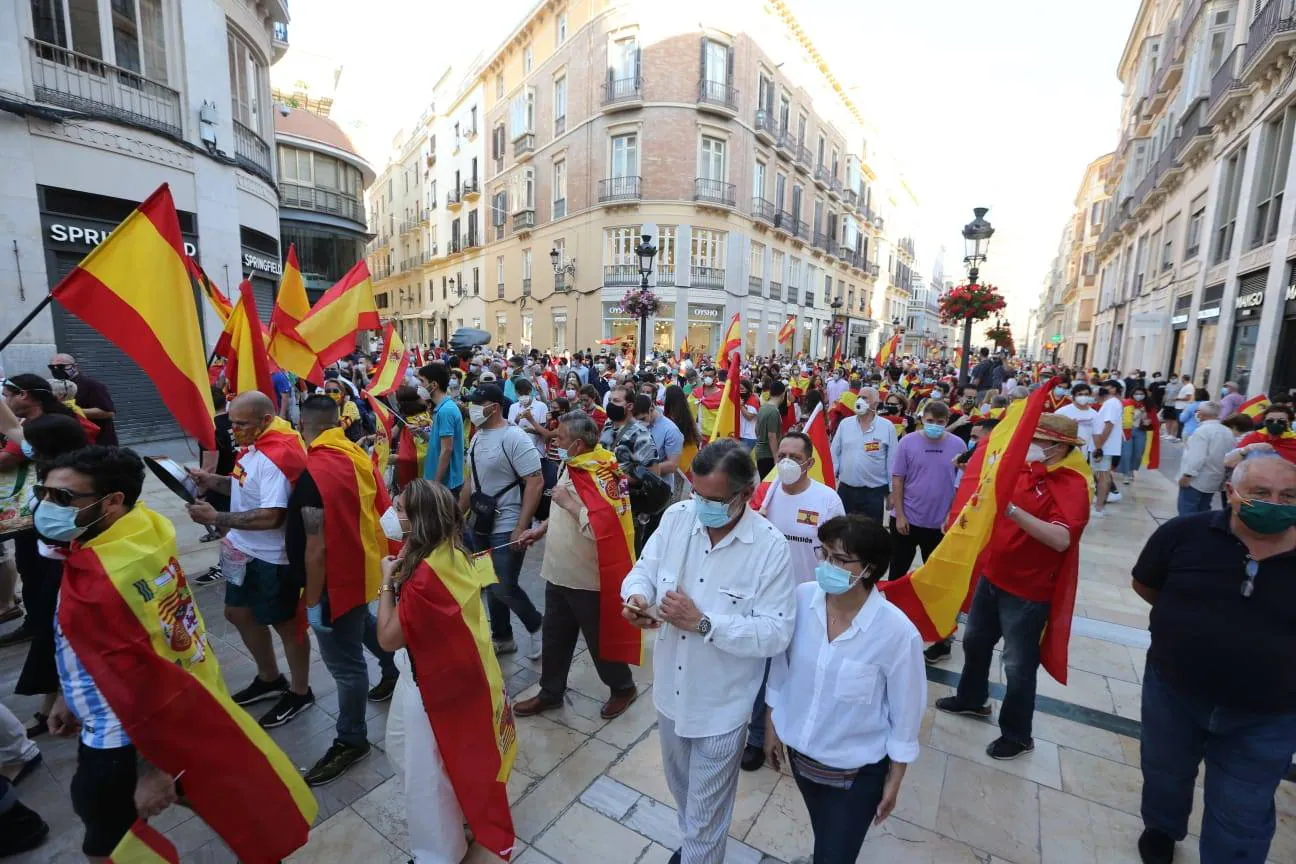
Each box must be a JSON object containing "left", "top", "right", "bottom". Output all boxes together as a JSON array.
[{"left": 418, "top": 362, "right": 464, "bottom": 496}]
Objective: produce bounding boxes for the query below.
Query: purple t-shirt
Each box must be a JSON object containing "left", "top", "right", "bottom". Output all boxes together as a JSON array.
[{"left": 892, "top": 430, "right": 966, "bottom": 529}]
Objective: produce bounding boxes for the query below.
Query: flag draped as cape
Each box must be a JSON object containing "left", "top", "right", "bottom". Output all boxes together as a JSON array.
[{"left": 238, "top": 416, "right": 307, "bottom": 485}]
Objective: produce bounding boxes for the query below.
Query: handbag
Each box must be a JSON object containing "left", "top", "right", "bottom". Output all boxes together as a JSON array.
[{"left": 468, "top": 442, "right": 521, "bottom": 536}]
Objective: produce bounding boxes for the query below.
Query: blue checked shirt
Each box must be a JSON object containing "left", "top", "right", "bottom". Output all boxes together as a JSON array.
[{"left": 54, "top": 599, "right": 129, "bottom": 749}]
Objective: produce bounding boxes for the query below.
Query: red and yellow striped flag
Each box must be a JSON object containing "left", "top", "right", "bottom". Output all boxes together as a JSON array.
[
  {"left": 363, "top": 390, "right": 397, "bottom": 480},
  {"left": 109, "top": 820, "right": 179, "bottom": 864},
  {"left": 294, "top": 261, "right": 381, "bottom": 370},
  {"left": 306, "top": 427, "right": 393, "bottom": 616},
  {"left": 400, "top": 543, "right": 517, "bottom": 860},
  {"left": 874, "top": 331, "right": 899, "bottom": 366},
  {"left": 566, "top": 446, "right": 642, "bottom": 665},
  {"left": 59, "top": 504, "right": 316, "bottom": 861},
  {"left": 270, "top": 244, "right": 310, "bottom": 337},
  {"left": 214, "top": 281, "right": 276, "bottom": 402},
  {"left": 719, "top": 312, "right": 742, "bottom": 361},
  {"left": 776, "top": 315, "right": 797, "bottom": 345},
  {"left": 51, "top": 184, "right": 215, "bottom": 449},
  {"left": 186, "top": 257, "right": 233, "bottom": 326},
  {"left": 710, "top": 353, "right": 744, "bottom": 440},
  {"left": 752, "top": 401, "right": 836, "bottom": 510},
  {"left": 367, "top": 322, "right": 408, "bottom": 397},
  {"left": 1239, "top": 393, "right": 1271, "bottom": 419}
]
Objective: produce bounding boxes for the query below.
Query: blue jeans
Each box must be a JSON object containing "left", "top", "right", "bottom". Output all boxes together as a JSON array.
[
  {"left": 746, "top": 659, "right": 772, "bottom": 749},
  {"left": 1120, "top": 428, "right": 1147, "bottom": 474},
  {"left": 1140, "top": 661, "right": 1296, "bottom": 862},
  {"left": 311, "top": 604, "right": 397, "bottom": 748},
  {"left": 790, "top": 754, "right": 889, "bottom": 863},
  {"left": 471, "top": 530, "right": 542, "bottom": 641},
  {"left": 1177, "top": 486, "right": 1214, "bottom": 516},
  {"left": 954, "top": 578, "right": 1050, "bottom": 744},
  {"left": 837, "top": 483, "right": 888, "bottom": 524}
]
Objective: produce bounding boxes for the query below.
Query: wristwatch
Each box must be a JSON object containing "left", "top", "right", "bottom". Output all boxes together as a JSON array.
[{"left": 695, "top": 615, "right": 712, "bottom": 637}]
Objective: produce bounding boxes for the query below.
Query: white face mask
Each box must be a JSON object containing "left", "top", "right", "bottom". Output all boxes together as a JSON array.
[
  {"left": 379, "top": 506, "right": 407, "bottom": 542},
  {"left": 703, "top": 376, "right": 714, "bottom": 387},
  {"left": 776, "top": 458, "right": 805, "bottom": 485},
  {"left": 519, "top": 395, "right": 533, "bottom": 407},
  {"left": 469, "top": 404, "right": 488, "bottom": 426},
  {"left": 1074, "top": 395, "right": 1093, "bottom": 406}
]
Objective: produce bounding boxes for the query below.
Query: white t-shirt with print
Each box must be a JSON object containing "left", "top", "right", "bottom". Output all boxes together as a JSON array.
[
  {"left": 226, "top": 448, "right": 293, "bottom": 564},
  {"left": 1055, "top": 403, "right": 1099, "bottom": 455},
  {"left": 1093, "top": 397, "right": 1125, "bottom": 453},
  {"left": 763, "top": 480, "right": 846, "bottom": 584}
]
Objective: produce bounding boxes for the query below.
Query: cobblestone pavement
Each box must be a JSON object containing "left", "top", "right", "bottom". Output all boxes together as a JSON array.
[{"left": 3, "top": 458, "right": 1292, "bottom": 863}]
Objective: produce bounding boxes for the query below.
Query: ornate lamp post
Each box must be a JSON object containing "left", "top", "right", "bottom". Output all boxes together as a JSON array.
[
  {"left": 829, "top": 297, "right": 844, "bottom": 359},
  {"left": 631, "top": 233, "right": 657, "bottom": 368},
  {"left": 959, "top": 207, "right": 995, "bottom": 385}
]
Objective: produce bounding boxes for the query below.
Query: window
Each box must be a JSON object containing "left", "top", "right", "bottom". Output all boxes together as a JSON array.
[
  {"left": 791, "top": 184, "right": 803, "bottom": 221},
  {"left": 753, "top": 160, "right": 766, "bottom": 199},
  {"left": 771, "top": 249, "right": 784, "bottom": 290},
  {"left": 757, "top": 73, "right": 774, "bottom": 114},
  {"left": 1090, "top": 201, "right": 1103, "bottom": 227},
  {"left": 1148, "top": 228, "right": 1162, "bottom": 278},
  {"left": 557, "top": 12, "right": 568, "bottom": 43},
  {"left": 606, "top": 226, "right": 639, "bottom": 265},
  {"left": 496, "top": 313, "right": 508, "bottom": 344},
  {"left": 816, "top": 134, "right": 825, "bottom": 168},
  {"left": 774, "top": 173, "right": 786, "bottom": 209},
  {"left": 1133, "top": 233, "right": 1149, "bottom": 295},
  {"left": 508, "top": 88, "right": 536, "bottom": 140},
  {"left": 553, "top": 75, "right": 567, "bottom": 133},
  {"left": 522, "top": 248, "right": 532, "bottom": 279},
  {"left": 523, "top": 43, "right": 534, "bottom": 74},
  {"left": 702, "top": 38, "right": 730, "bottom": 86},
  {"left": 521, "top": 313, "right": 533, "bottom": 346},
  {"left": 496, "top": 73, "right": 504, "bottom": 99},
  {"left": 797, "top": 113, "right": 807, "bottom": 145},
  {"left": 106, "top": 0, "right": 167, "bottom": 81},
  {"left": 1251, "top": 106, "right": 1296, "bottom": 248},
  {"left": 700, "top": 135, "right": 726, "bottom": 181},
  {"left": 610, "top": 35, "right": 639, "bottom": 82},
  {"left": 491, "top": 190, "right": 507, "bottom": 227},
  {"left": 492, "top": 124, "right": 506, "bottom": 171},
  {"left": 227, "top": 29, "right": 265, "bottom": 130},
  {"left": 1162, "top": 215, "right": 1179, "bottom": 271},
  {"left": 657, "top": 226, "right": 676, "bottom": 275},
  {"left": 509, "top": 166, "right": 535, "bottom": 212},
  {"left": 750, "top": 241, "right": 765, "bottom": 279},
  {"left": 1082, "top": 250, "right": 1096, "bottom": 276},
  {"left": 611, "top": 132, "right": 638, "bottom": 178},
  {"left": 789, "top": 256, "right": 802, "bottom": 289},
  {"left": 778, "top": 95, "right": 791, "bottom": 133},
  {"left": 691, "top": 229, "right": 726, "bottom": 268},
  {"left": 496, "top": 255, "right": 505, "bottom": 298},
  {"left": 472, "top": 266, "right": 480, "bottom": 295},
  {"left": 1213, "top": 145, "right": 1247, "bottom": 264},
  {"left": 831, "top": 148, "right": 839, "bottom": 178},
  {"left": 552, "top": 159, "right": 566, "bottom": 216},
  {"left": 553, "top": 310, "right": 567, "bottom": 348},
  {"left": 1186, "top": 192, "right": 1206, "bottom": 258}
]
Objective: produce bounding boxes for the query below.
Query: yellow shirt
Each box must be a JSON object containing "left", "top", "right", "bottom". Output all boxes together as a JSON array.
[{"left": 340, "top": 400, "right": 361, "bottom": 428}]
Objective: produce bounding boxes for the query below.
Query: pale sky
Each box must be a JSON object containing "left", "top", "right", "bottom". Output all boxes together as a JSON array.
[{"left": 275, "top": 0, "right": 1135, "bottom": 344}]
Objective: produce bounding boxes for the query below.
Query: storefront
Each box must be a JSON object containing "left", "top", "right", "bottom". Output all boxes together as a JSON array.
[
  {"left": 1270, "top": 262, "right": 1296, "bottom": 399},
  {"left": 800, "top": 319, "right": 813, "bottom": 357},
  {"left": 1226, "top": 269, "right": 1268, "bottom": 393},
  {"left": 1194, "top": 283, "right": 1224, "bottom": 388},
  {"left": 685, "top": 302, "right": 722, "bottom": 356},
  {"left": 38, "top": 186, "right": 201, "bottom": 445},
  {"left": 848, "top": 320, "right": 870, "bottom": 359},
  {"left": 241, "top": 226, "right": 282, "bottom": 325},
  {"left": 1168, "top": 292, "right": 1192, "bottom": 377},
  {"left": 603, "top": 302, "right": 676, "bottom": 352}
]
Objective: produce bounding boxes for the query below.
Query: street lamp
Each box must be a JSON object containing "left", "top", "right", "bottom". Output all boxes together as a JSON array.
[
  {"left": 959, "top": 207, "right": 995, "bottom": 385},
  {"left": 830, "top": 297, "right": 844, "bottom": 360},
  {"left": 633, "top": 233, "right": 657, "bottom": 367},
  {"left": 549, "top": 246, "right": 576, "bottom": 280}
]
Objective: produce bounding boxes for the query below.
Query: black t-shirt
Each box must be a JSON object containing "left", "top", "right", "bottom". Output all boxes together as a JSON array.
[
  {"left": 73, "top": 373, "right": 116, "bottom": 445},
  {"left": 284, "top": 469, "right": 323, "bottom": 594},
  {"left": 208, "top": 413, "right": 237, "bottom": 476},
  {"left": 1133, "top": 510, "right": 1296, "bottom": 713}
]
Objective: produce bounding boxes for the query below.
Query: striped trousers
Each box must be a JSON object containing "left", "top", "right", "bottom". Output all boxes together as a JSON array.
[{"left": 658, "top": 713, "right": 747, "bottom": 864}]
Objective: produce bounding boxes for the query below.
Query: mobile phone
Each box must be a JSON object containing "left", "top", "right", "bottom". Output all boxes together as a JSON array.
[{"left": 622, "top": 601, "right": 661, "bottom": 621}]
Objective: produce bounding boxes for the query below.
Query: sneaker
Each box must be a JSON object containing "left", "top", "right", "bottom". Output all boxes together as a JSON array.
[
  {"left": 934, "top": 696, "right": 992, "bottom": 718},
  {"left": 367, "top": 675, "right": 398, "bottom": 702},
  {"left": 192, "top": 566, "right": 223, "bottom": 585},
  {"left": 1091, "top": 508, "right": 1107, "bottom": 518},
  {"left": 0, "top": 800, "right": 49, "bottom": 857},
  {"left": 1107, "top": 490, "right": 1123, "bottom": 503},
  {"left": 923, "top": 640, "right": 953, "bottom": 664},
  {"left": 303, "top": 740, "right": 371, "bottom": 787},
  {"left": 493, "top": 639, "right": 518, "bottom": 656},
  {"left": 525, "top": 637, "right": 543, "bottom": 661},
  {"left": 740, "top": 744, "right": 765, "bottom": 772},
  {"left": 1137, "top": 827, "right": 1176, "bottom": 864},
  {"left": 231, "top": 674, "right": 289, "bottom": 706},
  {"left": 986, "top": 736, "right": 1034, "bottom": 759},
  {"left": 258, "top": 689, "right": 315, "bottom": 729}
]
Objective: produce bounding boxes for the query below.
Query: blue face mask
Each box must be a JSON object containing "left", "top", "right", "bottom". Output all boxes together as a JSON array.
[
  {"left": 967, "top": 438, "right": 978, "bottom": 451},
  {"left": 693, "top": 495, "right": 736, "bottom": 528},
  {"left": 1053, "top": 386, "right": 1067, "bottom": 398},
  {"left": 19, "top": 440, "right": 34, "bottom": 459},
  {"left": 922, "top": 423, "right": 945, "bottom": 439},
  {"left": 34, "top": 497, "right": 106, "bottom": 543},
  {"left": 556, "top": 447, "right": 570, "bottom": 462},
  {"left": 815, "top": 561, "right": 868, "bottom": 595}
]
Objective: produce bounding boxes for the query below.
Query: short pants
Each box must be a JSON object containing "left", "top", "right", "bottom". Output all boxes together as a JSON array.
[{"left": 225, "top": 557, "right": 299, "bottom": 626}]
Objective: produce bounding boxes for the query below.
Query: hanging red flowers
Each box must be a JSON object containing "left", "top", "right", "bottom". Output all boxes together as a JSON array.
[{"left": 938, "top": 282, "right": 1006, "bottom": 324}]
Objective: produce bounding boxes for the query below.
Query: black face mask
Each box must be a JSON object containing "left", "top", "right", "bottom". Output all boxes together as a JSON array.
[
  {"left": 48, "top": 365, "right": 71, "bottom": 380},
  {"left": 1265, "top": 420, "right": 1289, "bottom": 436},
  {"left": 606, "top": 403, "right": 627, "bottom": 422}
]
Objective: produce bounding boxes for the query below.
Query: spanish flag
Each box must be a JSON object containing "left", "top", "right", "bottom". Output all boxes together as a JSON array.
[
  {"left": 832, "top": 340, "right": 844, "bottom": 364},
  {"left": 367, "top": 322, "right": 409, "bottom": 397},
  {"left": 293, "top": 260, "right": 381, "bottom": 371},
  {"left": 363, "top": 390, "right": 397, "bottom": 479},
  {"left": 776, "top": 315, "right": 797, "bottom": 345},
  {"left": 307, "top": 427, "right": 393, "bottom": 617},
  {"left": 239, "top": 417, "right": 307, "bottom": 486},
  {"left": 679, "top": 336, "right": 689, "bottom": 358},
  {"left": 59, "top": 505, "right": 317, "bottom": 862},
  {"left": 109, "top": 820, "right": 180, "bottom": 863},
  {"left": 186, "top": 257, "right": 233, "bottom": 326},
  {"left": 752, "top": 401, "right": 836, "bottom": 510},
  {"left": 874, "top": 331, "right": 899, "bottom": 367},
  {"left": 1239, "top": 393, "right": 1271, "bottom": 419},
  {"left": 214, "top": 281, "right": 276, "bottom": 402},
  {"left": 565, "top": 446, "right": 642, "bottom": 665},
  {"left": 1122, "top": 400, "right": 1161, "bottom": 469},
  {"left": 51, "top": 184, "right": 215, "bottom": 449},
  {"left": 710, "top": 353, "right": 745, "bottom": 440},
  {"left": 399, "top": 543, "right": 517, "bottom": 860},
  {"left": 270, "top": 244, "right": 310, "bottom": 338},
  {"left": 719, "top": 312, "right": 742, "bottom": 361}
]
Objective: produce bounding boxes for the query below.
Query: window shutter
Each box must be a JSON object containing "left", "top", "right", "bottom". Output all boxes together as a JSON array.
[
  {"left": 727, "top": 45, "right": 734, "bottom": 84},
  {"left": 700, "top": 37, "right": 706, "bottom": 77}
]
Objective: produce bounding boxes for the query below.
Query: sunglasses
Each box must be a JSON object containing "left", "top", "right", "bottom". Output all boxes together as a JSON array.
[{"left": 33, "top": 484, "right": 101, "bottom": 507}]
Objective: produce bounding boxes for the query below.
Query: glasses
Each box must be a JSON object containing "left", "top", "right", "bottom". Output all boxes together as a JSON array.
[
  {"left": 1242, "top": 557, "right": 1258, "bottom": 598},
  {"left": 814, "top": 546, "right": 861, "bottom": 568},
  {"left": 33, "top": 484, "right": 100, "bottom": 507}
]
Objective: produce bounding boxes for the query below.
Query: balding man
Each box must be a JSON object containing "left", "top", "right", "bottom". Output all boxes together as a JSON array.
[
  {"left": 1176, "top": 401, "right": 1234, "bottom": 516},
  {"left": 186, "top": 393, "right": 314, "bottom": 729},
  {"left": 1132, "top": 455, "right": 1296, "bottom": 864},
  {"left": 48, "top": 353, "right": 115, "bottom": 445},
  {"left": 830, "top": 386, "right": 896, "bottom": 522}
]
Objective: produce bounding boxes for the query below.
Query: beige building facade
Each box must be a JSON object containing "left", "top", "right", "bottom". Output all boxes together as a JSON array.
[
  {"left": 1040, "top": 154, "right": 1112, "bottom": 367},
  {"left": 367, "top": 0, "right": 929, "bottom": 360}
]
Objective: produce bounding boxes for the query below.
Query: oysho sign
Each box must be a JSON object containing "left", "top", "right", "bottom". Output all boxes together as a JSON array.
[
  {"left": 243, "top": 252, "right": 282, "bottom": 276},
  {"left": 48, "top": 222, "right": 197, "bottom": 257}
]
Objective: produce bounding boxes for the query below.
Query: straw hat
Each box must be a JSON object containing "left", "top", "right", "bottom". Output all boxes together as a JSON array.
[{"left": 1034, "top": 413, "right": 1083, "bottom": 445}]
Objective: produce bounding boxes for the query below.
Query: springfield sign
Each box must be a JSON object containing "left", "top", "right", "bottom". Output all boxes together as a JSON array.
[{"left": 49, "top": 222, "right": 197, "bottom": 258}]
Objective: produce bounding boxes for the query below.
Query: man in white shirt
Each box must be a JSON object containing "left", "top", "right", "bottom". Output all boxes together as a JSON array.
[
  {"left": 830, "top": 388, "right": 897, "bottom": 522},
  {"left": 1092, "top": 381, "right": 1126, "bottom": 516},
  {"left": 507, "top": 377, "right": 549, "bottom": 451},
  {"left": 1168, "top": 375, "right": 1196, "bottom": 441},
  {"left": 826, "top": 370, "right": 849, "bottom": 406},
  {"left": 622, "top": 439, "right": 796, "bottom": 864},
  {"left": 1176, "top": 401, "right": 1236, "bottom": 515},
  {"left": 1055, "top": 383, "right": 1099, "bottom": 455}
]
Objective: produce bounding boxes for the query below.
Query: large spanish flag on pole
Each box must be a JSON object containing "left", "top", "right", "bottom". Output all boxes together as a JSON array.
[
  {"left": 59, "top": 505, "right": 316, "bottom": 862},
  {"left": 306, "top": 427, "right": 393, "bottom": 617},
  {"left": 710, "top": 353, "right": 744, "bottom": 440},
  {"left": 400, "top": 543, "right": 517, "bottom": 860},
  {"left": 719, "top": 312, "right": 742, "bottom": 361},
  {"left": 186, "top": 257, "right": 234, "bottom": 326},
  {"left": 214, "top": 281, "right": 276, "bottom": 402},
  {"left": 367, "top": 322, "right": 409, "bottom": 397},
  {"left": 270, "top": 244, "right": 310, "bottom": 338},
  {"left": 109, "top": 820, "right": 180, "bottom": 864},
  {"left": 51, "top": 184, "right": 215, "bottom": 449},
  {"left": 1239, "top": 393, "right": 1271, "bottom": 420},
  {"left": 874, "top": 331, "right": 900, "bottom": 366},
  {"left": 752, "top": 400, "right": 836, "bottom": 510},
  {"left": 565, "top": 446, "right": 642, "bottom": 665},
  {"left": 362, "top": 389, "right": 397, "bottom": 480},
  {"left": 776, "top": 315, "right": 797, "bottom": 345}
]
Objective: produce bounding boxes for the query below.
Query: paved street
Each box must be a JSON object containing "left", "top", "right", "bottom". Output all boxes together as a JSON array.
[{"left": 3, "top": 459, "right": 1292, "bottom": 864}]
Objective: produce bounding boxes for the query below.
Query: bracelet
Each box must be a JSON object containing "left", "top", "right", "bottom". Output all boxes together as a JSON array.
[{"left": 379, "top": 583, "right": 395, "bottom": 594}]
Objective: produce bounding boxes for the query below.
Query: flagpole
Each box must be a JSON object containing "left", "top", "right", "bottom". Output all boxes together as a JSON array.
[{"left": 0, "top": 294, "right": 53, "bottom": 354}]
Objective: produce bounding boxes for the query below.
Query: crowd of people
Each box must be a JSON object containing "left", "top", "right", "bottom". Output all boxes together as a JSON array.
[{"left": 0, "top": 340, "right": 1293, "bottom": 864}]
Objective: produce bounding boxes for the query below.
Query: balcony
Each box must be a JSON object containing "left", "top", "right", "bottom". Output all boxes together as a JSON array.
[
  {"left": 464, "top": 231, "right": 481, "bottom": 251},
  {"left": 522, "top": 277, "right": 532, "bottom": 296},
  {"left": 693, "top": 178, "right": 736, "bottom": 208},
  {"left": 554, "top": 274, "right": 570, "bottom": 292},
  {"left": 691, "top": 265, "right": 725, "bottom": 288},
  {"left": 868, "top": 264, "right": 881, "bottom": 279},
  {"left": 1242, "top": 0, "right": 1296, "bottom": 87},
  {"left": 843, "top": 188, "right": 858, "bottom": 208},
  {"left": 599, "top": 175, "right": 641, "bottom": 203},
  {"left": 464, "top": 124, "right": 478, "bottom": 141},
  {"left": 449, "top": 237, "right": 462, "bottom": 255},
  {"left": 447, "top": 188, "right": 463, "bottom": 209},
  {"left": 1175, "top": 96, "right": 1213, "bottom": 164},
  {"left": 513, "top": 134, "right": 535, "bottom": 159},
  {"left": 462, "top": 179, "right": 481, "bottom": 200},
  {"left": 232, "top": 119, "right": 274, "bottom": 183},
  {"left": 754, "top": 109, "right": 776, "bottom": 143},
  {"left": 795, "top": 143, "right": 813, "bottom": 173},
  {"left": 657, "top": 265, "right": 676, "bottom": 286},
  {"left": 748, "top": 275, "right": 763, "bottom": 296},
  {"left": 773, "top": 209, "right": 793, "bottom": 235},
  {"left": 512, "top": 209, "right": 536, "bottom": 233},
  {"left": 553, "top": 198, "right": 567, "bottom": 219},
  {"left": 272, "top": 21, "right": 289, "bottom": 59},
  {"left": 604, "top": 264, "right": 640, "bottom": 286},
  {"left": 279, "top": 182, "right": 365, "bottom": 223},
  {"left": 1206, "top": 44, "right": 1248, "bottom": 125},
  {"left": 697, "top": 79, "right": 738, "bottom": 115},
  {"left": 790, "top": 217, "right": 810, "bottom": 242},
  {"left": 751, "top": 197, "right": 776, "bottom": 225},
  {"left": 775, "top": 127, "right": 795, "bottom": 159},
  {"left": 813, "top": 230, "right": 831, "bottom": 252},
  {"left": 813, "top": 164, "right": 830, "bottom": 190},
  {"left": 601, "top": 76, "right": 643, "bottom": 110},
  {"left": 426, "top": 142, "right": 437, "bottom": 168},
  {"left": 837, "top": 243, "right": 855, "bottom": 260},
  {"left": 829, "top": 177, "right": 843, "bottom": 200},
  {"left": 1153, "top": 22, "right": 1184, "bottom": 101},
  {"left": 26, "top": 38, "right": 182, "bottom": 140}
]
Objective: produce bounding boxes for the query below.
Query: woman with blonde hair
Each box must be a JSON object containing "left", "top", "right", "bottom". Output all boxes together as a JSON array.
[{"left": 377, "top": 479, "right": 516, "bottom": 863}]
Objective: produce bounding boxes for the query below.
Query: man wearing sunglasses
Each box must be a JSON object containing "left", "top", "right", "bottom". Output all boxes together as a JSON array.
[{"left": 47, "top": 354, "right": 115, "bottom": 446}]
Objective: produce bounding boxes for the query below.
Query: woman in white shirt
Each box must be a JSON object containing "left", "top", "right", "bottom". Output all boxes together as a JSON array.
[{"left": 764, "top": 514, "right": 926, "bottom": 864}]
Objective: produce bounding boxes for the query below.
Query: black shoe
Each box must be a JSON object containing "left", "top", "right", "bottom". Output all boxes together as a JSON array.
[
  {"left": 231, "top": 674, "right": 289, "bottom": 706},
  {"left": 304, "top": 740, "right": 371, "bottom": 787},
  {"left": 24, "top": 713, "right": 47, "bottom": 739},
  {"left": 0, "top": 801, "right": 49, "bottom": 857},
  {"left": 924, "top": 640, "right": 953, "bottom": 664},
  {"left": 934, "top": 696, "right": 993, "bottom": 718},
  {"left": 0, "top": 623, "right": 32, "bottom": 648},
  {"left": 986, "top": 736, "right": 1034, "bottom": 760},
  {"left": 258, "top": 689, "right": 315, "bottom": 729},
  {"left": 740, "top": 744, "right": 765, "bottom": 772},
  {"left": 1137, "top": 827, "right": 1176, "bottom": 864},
  {"left": 192, "top": 566, "right": 223, "bottom": 585},
  {"left": 367, "top": 675, "right": 398, "bottom": 702}
]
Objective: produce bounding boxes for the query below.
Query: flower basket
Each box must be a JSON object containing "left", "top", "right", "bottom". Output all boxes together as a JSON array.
[
  {"left": 939, "top": 282, "right": 1006, "bottom": 324},
  {"left": 621, "top": 287, "right": 661, "bottom": 318},
  {"left": 822, "top": 321, "right": 845, "bottom": 338}
]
